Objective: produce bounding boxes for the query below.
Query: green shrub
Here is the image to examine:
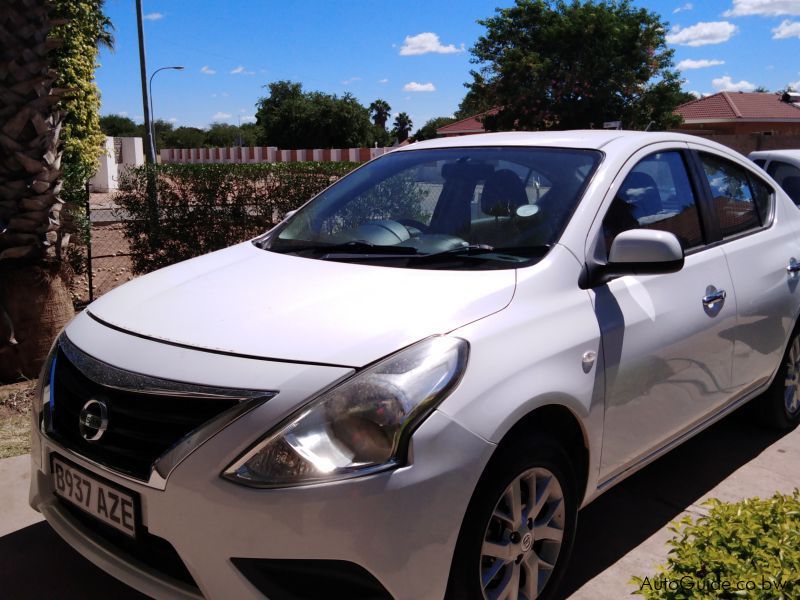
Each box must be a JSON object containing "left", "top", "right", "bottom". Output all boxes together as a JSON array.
[
  {"left": 631, "top": 490, "right": 800, "bottom": 599},
  {"left": 117, "top": 162, "right": 357, "bottom": 273}
]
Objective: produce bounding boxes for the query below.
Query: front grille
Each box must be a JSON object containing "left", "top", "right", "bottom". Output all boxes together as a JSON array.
[
  {"left": 49, "top": 345, "right": 240, "bottom": 480},
  {"left": 58, "top": 497, "right": 199, "bottom": 590}
]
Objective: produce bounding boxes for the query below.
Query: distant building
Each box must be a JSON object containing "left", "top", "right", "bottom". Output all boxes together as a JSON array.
[
  {"left": 674, "top": 91, "right": 800, "bottom": 135},
  {"left": 436, "top": 109, "right": 498, "bottom": 137}
]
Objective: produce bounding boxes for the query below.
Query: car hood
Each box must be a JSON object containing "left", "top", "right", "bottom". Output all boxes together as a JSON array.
[{"left": 87, "top": 242, "right": 516, "bottom": 367}]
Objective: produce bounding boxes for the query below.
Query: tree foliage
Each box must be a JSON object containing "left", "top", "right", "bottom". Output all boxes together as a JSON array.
[
  {"left": 255, "top": 81, "right": 375, "bottom": 148},
  {"left": 413, "top": 117, "right": 456, "bottom": 141},
  {"left": 369, "top": 99, "right": 391, "bottom": 129},
  {"left": 392, "top": 112, "right": 413, "bottom": 142},
  {"left": 50, "top": 0, "right": 112, "bottom": 201},
  {"left": 99, "top": 114, "right": 138, "bottom": 137},
  {"left": 465, "top": 0, "right": 688, "bottom": 131}
]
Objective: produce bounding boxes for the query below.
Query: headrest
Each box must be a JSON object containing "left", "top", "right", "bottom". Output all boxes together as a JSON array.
[{"left": 481, "top": 169, "right": 528, "bottom": 217}]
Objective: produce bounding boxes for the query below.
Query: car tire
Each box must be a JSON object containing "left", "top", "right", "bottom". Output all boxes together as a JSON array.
[
  {"left": 446, "top": 435, "right": 578, "bottom": 600},
  {"left": 757, "top": 328, "right": 800, "bottom": 431}
]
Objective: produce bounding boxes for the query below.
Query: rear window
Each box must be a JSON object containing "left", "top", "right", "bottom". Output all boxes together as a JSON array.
[{"left": 699, "top": 153, "right": 763, "bottom": 238}]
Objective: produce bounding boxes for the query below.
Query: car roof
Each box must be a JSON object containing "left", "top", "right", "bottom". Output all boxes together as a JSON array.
[
  {"left": 749, "top": 149, "right": 800, "bottom": 160},
  {"left": 396, "top": 130, "right": 718, "bottom": 152}
]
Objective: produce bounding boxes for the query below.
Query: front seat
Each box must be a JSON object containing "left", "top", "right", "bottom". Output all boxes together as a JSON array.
[{"left": 477, "top": 169, "right": 529, "bottom": 247}]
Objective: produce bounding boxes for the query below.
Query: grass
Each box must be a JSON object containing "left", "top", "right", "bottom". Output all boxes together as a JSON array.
[{"left": 0, "top": 380, "right": 36, "bottom": 459}]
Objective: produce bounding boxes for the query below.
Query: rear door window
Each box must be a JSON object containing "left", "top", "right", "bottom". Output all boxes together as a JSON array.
[
  {"left": 699, "top": 153, "right": 762, "bottom": 238},
  {"left": 766, "top": 160, "right": 800, "bottom": 206}
]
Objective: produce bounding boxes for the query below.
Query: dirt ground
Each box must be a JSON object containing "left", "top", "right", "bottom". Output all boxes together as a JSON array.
[
  {"left": 0, "top": 380, "right": 35, "bottom": 459},
  {"left": 69, "top": 192, "right": 136, "bottom": 305}
]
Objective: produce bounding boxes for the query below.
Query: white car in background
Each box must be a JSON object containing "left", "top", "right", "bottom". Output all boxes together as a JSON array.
[
  {"left": 30, "top": 131, "right": 800, "bottom": 600},
  {"left": 749, "top": 149, "right": 800, "bottom": 206}
]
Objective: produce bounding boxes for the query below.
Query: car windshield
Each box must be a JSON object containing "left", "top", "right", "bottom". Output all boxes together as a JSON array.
[{"left": 261, "top": 146, "right": 602, "bottom": 269}]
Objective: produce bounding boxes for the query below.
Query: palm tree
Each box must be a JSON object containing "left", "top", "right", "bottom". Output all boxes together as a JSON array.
[
  {"left": 369, "top": 99, "right": 391, "bottom": 130},
  {"left": 393, "top": 112, "right": 413, "bottom": 143},
  {"left": 0, "top": 0, "right": 74, "bottom": 379}
]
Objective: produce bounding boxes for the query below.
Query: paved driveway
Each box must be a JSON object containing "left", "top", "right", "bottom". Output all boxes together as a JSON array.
[{"left": 2, "top": 407, "right": 798, "bottom": 599}]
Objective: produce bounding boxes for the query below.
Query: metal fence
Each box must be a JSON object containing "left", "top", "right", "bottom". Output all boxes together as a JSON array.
[{"left": 70, "top": 188, "right": 137, "bottom": 307}]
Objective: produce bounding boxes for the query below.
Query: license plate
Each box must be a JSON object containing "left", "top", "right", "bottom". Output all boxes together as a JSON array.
[{"left": 51, "top": 455, "right": 138, "bottom": 538}]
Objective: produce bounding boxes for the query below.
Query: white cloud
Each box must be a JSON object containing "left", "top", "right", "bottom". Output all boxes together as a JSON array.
[
  {"left": 403, "top": 81, "right": 436, "bottom": 92},
  {"left": 212, "top": 112, "right": 232, "bottom": 120},
  {"left": 230, "top": 66, "right": 255, "bottom": 75},
  {"left": 240, "top": 115, "right": 257, "bottom": 123},
  {"left": 168, "top": 117, "right": 178, "bottom": 123},
  {"left": 712, "top": 75, "right": 756, "bottom": 92},
  {"left": 378, "top": 78, "right": 389, "bottom": 84},
  {"left": 677, "top": 58, "right": 725, "bottom": 69},
  {"left": 674, "top": 3, "right": 694, "bottom": 13},
  {"left": 399, "top": 32, "right": 464, "bottom": 56},
  {"left": 118, "top": 111, "right": 128, "bottom": 117},
  {"left": 200, "top": 65, "right": 216, "bottom": 75},
  {"left": 772, "top": 19, "right": 800, "bottom": 38},
  {"left": 666, "top": 21, "right": 738, "bottom": 46},
  {"left": 221, "top": 91, "right": 230, "bottom": 97},
  {"left": 341, "top": 76, "right": 362, "bottom": 85},
  {"left": 724, "top": 0, "right": 800, "bottom": 17},
  {"left": 689, "top": 90, "right": 702, "bottom": 98},
  {"left": 143, "top": 12, "right": 163, "bottom": 21}
]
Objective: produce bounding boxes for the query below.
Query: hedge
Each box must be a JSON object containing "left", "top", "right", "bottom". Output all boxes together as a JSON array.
[
  {"left": 116, "top": 162, "right": 358, "bottom": 273},
  {"left": 631, "top": 490, "right": 800, "bottom": 599}
]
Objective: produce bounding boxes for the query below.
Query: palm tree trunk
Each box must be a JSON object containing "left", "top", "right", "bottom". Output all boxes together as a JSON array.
[
  {"left": 0, "top": 0, "right": 75, "bottom": 381},
  {"left": 0, "top": 262, "right": 72, "bottom": 380}
]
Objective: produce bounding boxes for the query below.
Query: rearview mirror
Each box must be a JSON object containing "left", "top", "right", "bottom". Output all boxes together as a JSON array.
[{"left": 581, "top": 229, "right": 684, "bottom": 287}]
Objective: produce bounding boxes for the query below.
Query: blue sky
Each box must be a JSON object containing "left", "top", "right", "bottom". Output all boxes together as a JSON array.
[{"left": 96, "top": 0, "right": 800, "bottom": 132}]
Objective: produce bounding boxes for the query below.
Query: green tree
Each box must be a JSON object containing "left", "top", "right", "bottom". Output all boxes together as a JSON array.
[
  {"left": 99, "top": 114, "right": 140, "bottom": 137},
  {"left": 51, "top": 0, "right": 113, "bottom": 201},
  {"left": 151, "top": 118, "right": 173, "bottom": 151},
  {"left": 205, "top": 122, "right": 240, "bottom": 147},
  {"left": 466, "top": 0, "right": 687, "bottom": 131},
  {"left": 413, "top": 117, "right": 456, "bottom": 141},
  {"left": 255, "top": 80, "right": 375, "bottom": 148},
  {"left": 392, "top": 112, "right": 413, "bottom": 142},
  {"left": 454, "top": 79, "right": 495, "bottom": 120},
  {"left": 163, "top": 126, "right": 207, "bottom": 149},
  {"left": 369, "top": 99, "right": 391, "bottom": 129}
]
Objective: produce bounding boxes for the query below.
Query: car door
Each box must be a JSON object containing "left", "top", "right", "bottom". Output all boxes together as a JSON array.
[
  {"left": 589, "top": 145, "right": 737, "bottom": 480},
  {"left": 690, "top": 146, "right": 800, "bottom": 396}
]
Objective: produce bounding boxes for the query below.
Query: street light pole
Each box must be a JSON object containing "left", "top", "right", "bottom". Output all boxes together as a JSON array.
[
  {"left": 149, "top": 66, "right": 184, "bottom": 158},
  {"left": 135, "top": 0, "right": 155, "bottom": 164}
]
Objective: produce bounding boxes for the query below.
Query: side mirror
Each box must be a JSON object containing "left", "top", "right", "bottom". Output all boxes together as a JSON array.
[{"left": 581, "top": 229, "right": 684, "bottom": 287}]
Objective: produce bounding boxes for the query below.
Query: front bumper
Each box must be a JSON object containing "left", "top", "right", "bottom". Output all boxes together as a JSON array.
[{"left": 30, "top": 406, "right": 495, "bottom": 599}]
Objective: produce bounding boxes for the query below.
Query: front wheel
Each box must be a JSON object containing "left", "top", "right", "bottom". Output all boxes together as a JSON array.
[
  {"left": 757, "top": 329, "right": 800, "bottom": 430},
  {"left": 446, "top": 437, "right": 578, "bottom": 600}
]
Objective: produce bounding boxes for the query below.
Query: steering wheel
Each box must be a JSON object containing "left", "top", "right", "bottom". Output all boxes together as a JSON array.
[{"left": 395, "top": 218, "right": 431, "bottom": 236}]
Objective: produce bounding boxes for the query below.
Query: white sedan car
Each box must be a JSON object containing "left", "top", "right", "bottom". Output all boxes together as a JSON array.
[
  {"left": 30, "top": 131, "right": 800, "bottom": 600},
  {"left": 749, "top": 149, "right": 800, "bottom": 206}
]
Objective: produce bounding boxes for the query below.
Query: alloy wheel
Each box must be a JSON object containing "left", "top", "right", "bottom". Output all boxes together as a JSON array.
[
  {"left": 479, "top": 467, "right": 565, "bottom": 600},
  {"left": 785, "top": 335, "right": 800, "bottom": 416}
]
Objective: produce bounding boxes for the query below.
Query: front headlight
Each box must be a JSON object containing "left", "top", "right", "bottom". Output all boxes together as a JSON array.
[{"left": 223, "top": 336, "right": 468, "bottom": 488}]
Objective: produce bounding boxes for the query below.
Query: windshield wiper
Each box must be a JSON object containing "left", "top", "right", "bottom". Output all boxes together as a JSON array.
[
  {"left": 411, "top": 244, "right": 551, "bottom": 262},
  {"left": 271, "top": 240, "right": 420, "bottom": 256}
]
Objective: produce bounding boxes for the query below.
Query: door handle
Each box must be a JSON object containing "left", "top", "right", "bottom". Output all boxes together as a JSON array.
[
  {"left": 787, "top": 258, "right": 800, "bottom": 273},
  {"left": 702, "top": 289, "right": 726, "bottom": 307}
]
